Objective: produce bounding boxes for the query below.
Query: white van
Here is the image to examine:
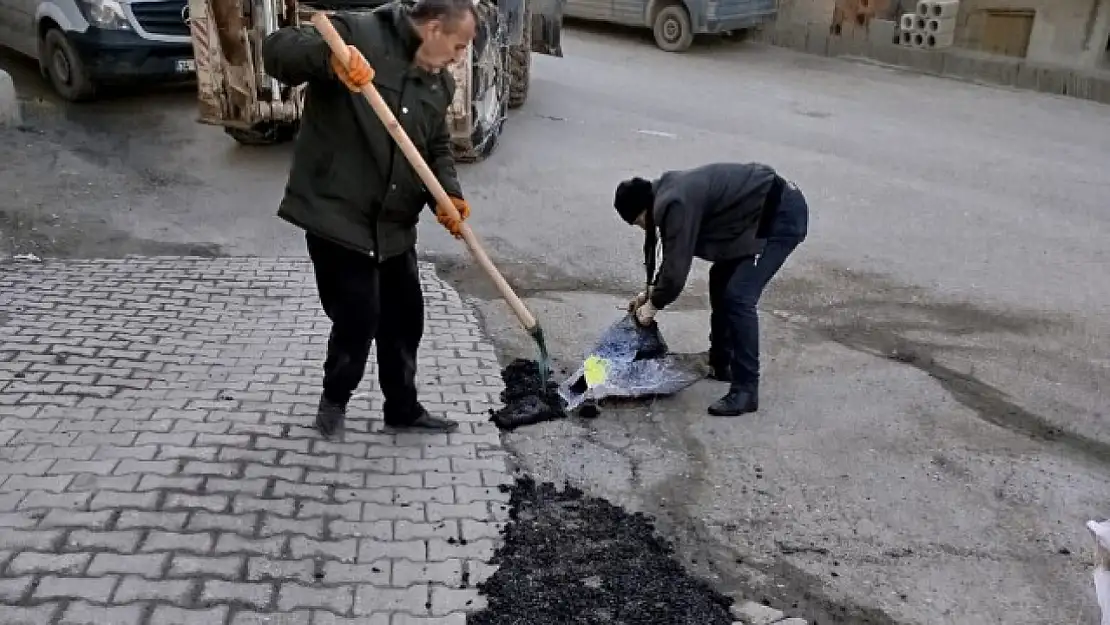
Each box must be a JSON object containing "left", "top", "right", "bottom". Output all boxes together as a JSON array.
[{"left": 0, "top": 0, "right": 195, "bottom": 100}]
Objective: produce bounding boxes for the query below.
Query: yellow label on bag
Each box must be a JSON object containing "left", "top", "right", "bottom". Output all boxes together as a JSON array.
[{"left": 583, "top": 355, "right": 608, "bottom": 387}]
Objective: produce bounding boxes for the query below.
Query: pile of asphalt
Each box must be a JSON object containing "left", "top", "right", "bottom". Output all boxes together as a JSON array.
[
  {"left": 466, "top": 476, "right": 735, "bottom": 625},
  {"left": 488, "top": 359, "right": 568, "bottom": 430}
]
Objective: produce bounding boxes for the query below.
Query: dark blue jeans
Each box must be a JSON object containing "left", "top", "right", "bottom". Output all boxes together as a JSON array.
[
  {"left": 708, "top": 237, "right": 801, "bottom": 390},
  {"left": 709, "top": 180, "right": 807, "bottom": 389}
]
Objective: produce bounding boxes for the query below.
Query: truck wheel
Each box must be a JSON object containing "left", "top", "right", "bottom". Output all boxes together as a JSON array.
[
  {"left": 451, "top": 6, "right": 510, "bottom": 164},
  {"left": 652, "top": 4, "right": 694, "bottom": 52},
  {"left": 42, "top": 28, "right": 95, "bottom": 102},
  {"left": 453, "top": 48, "right": 509, "bottom": 163},
  {"left": 508, "top": 13, "right": 532, "bottom": 109}
]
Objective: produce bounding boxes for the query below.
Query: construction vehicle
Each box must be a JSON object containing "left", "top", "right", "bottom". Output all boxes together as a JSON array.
[{"left": 185, "top": 0, "right": 564, "bottom": 161}]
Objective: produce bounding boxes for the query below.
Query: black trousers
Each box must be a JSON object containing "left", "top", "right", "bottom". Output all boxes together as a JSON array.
[{"left": 305, "top": 233, "right": 424, "bottom": 423}]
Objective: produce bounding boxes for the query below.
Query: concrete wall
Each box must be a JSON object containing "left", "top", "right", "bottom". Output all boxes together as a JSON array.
[
  {"left": 1083, "top": 0, "right": 1110, "bottom": 68},
  {"left": 756, "top": 15, "right": 1110, "bottom": 105},
  {"left": 830, "top": 0, "right": 892, "bottom": 38},
  {"left": 774, "top": 0, "right": 836, "bottom": 30},
  {"left": 955, "top": 0, "right": 1110, "bottom": 68},
  {"left": 772, "top": 0, "right": 1110, "bottom": 69},
  {"left": 760, "top": 0, "right": 1110, "bottom": 104}
]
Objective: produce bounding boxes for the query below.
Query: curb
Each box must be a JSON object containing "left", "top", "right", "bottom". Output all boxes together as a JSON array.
[{"left": 0, "top": 69, "right": 21, "bottom": 126}]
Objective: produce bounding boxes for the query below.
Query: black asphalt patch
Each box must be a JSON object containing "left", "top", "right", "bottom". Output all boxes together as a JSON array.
[
  {"left": 488, "top": 359, "right": 568, "bottom": 430},
  {"left": 467, "top": 476, "right": 735, "bottom": 625}
]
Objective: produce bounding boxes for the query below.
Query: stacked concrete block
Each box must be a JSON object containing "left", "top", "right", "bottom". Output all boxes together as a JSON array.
[
  {"left": 0, "top": 69, "right": 19, "bottom": 127},
  {"left": 899, "top": 0, "right": 958, "bottom": 50}
]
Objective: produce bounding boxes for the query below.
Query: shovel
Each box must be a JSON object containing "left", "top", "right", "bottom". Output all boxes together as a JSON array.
[{"left": 308, "top": 12, "right": 552, "bottom": 383}]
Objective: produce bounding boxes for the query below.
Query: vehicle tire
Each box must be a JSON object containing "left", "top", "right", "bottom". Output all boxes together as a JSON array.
[
  {"left": 42, "top": 28, "right": 95, "bottom": 102},
  {"left": 451, "top": 5, "right": 510, "bottom": 163},
  {"left": 652, "top": 4, "right": 694, "bottom": 52},
  {"left": 225, "top": 122, "right": 298, "bottom": 146},
  {"left": 508, "top": 12, "right": 532, "bottom": 109},
  {"left": 453, "top": 50, "right": 509, "bottom": 163}
]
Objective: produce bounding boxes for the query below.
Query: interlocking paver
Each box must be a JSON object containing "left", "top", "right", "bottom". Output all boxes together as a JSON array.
[
  {"left": 58, "top": 603, "right": 146, "bottom": 625},
  {"left": 151, "top": 604, "right": 230, "bottom": 625},
  {"left": 67, "top": 529, "right": 143, "bottom": 553},
  {"left": 0, "top": 258, "right": 508, "bottom": 622},
  {"left": 169, "top": 554, "right": 244, "bottom": 579},
  {"left": 277, "top": 582, "right": 354, "bottom": 612},
  {"left": 246, "top": 557, "right": 315, "bottom": 584},
  {"left": 116, "top": 510, "right": 189, "bottom": 531},
  {"left": 87, "top": 552, "right": 168, "bottom": 577},
  {"left": 314, "top": 612, "right": 390, "bottom": 625},
  {"left": 113, "top": 576, "right": 194, "bottom": 603},
  {"left": 230, "top": 610, "right": 311, "bottom": 625},
  {"left": 8, "top": 552, "right": 90, "bottom": 575},
  {"left": 201, "top": 579, "right": 274, "bottom": 609},
  {"left": 0, "top": 575, "right": 33, "bottom": 601},
  {"left": 0, "top": 603, "right": 61, "bottom": 625},
  {"left": 141, "top": 530, "right": 214, "bottom": 553},
  {"left": 34, "top": 574, "right": 118, "bottom": 602},
  {"left": 392, "top": 560, "right": 463, "bottom": 587}
]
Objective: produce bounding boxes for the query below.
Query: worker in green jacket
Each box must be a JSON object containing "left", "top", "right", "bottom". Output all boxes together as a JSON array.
[{"left": 262, "top": 0, "right": 477, "bottom": 437}]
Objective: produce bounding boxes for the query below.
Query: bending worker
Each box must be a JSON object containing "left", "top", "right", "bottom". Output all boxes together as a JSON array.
[
  {"left": 614, "top": 162, "right": 809, "bottom": 417},
  {"left": 262, "top": 0, "right": 478, "bottom": 436}
]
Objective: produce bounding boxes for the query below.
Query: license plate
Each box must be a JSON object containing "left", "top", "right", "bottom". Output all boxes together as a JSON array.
[{"left": 175, "top": 58, "right": 196, "bottom": 73}]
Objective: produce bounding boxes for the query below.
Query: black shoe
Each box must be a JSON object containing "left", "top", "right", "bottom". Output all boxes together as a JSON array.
[
  {"left": 315, "top": 396, "right": 347, "bottom": 437},
  {"left": 384, "top": 406, "right": 459, "bottom": 433},
  {"left": 707, "top": 388, "right": 758, "bottom": 417}
]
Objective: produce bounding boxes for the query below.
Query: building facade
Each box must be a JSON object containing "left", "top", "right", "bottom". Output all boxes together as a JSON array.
[
  {"left": 775, "top": 0, "right": 1110, "bottom": 70},
  {"left": 764, "top": 0, "right": 1110, "bottom": 103}
]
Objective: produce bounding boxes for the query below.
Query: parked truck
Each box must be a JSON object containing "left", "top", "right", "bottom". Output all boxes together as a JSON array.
[
  {"left": 564, "top": 0, "right": 773, "bottom": 52},
  {"left": 185, "top": 0, "right": 564, "bottom": 161}
]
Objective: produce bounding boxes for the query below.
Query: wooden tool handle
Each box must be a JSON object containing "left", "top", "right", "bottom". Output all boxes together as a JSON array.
[{"left": 310, "top": 12, "right": 537, "bottom": 331}]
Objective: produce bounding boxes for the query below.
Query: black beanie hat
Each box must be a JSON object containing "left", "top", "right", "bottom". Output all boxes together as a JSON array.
[{"left": 614, "top": 177, "right": 654, "bottom": 224}]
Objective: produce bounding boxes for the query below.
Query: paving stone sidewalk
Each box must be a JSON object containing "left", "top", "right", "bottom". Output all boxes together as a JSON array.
[{"left": 0, "top": 256, "right": 512, "bottom": 625}]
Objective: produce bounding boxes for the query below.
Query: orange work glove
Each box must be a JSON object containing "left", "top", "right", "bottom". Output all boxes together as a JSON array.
[
  {"left": 330, "top": 45, "right": 374, "bottom": 92},
  {"left": 436, "top": 196, "right": 470, "bottom": 239}
]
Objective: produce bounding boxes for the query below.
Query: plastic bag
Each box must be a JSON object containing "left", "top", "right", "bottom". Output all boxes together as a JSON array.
[{"left": 558, "top": 314, "right": 704, "bottom": 411}]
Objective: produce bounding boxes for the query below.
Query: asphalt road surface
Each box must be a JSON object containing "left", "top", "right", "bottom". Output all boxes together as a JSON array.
[{"left": 3, "top": 22, "right": 1109, "bottom": 625}]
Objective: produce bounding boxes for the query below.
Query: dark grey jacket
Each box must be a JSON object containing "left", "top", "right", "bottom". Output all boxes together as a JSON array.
[
  {"left": 649, "top": 163, "right": 779, "bottom": 309},
  {"left": 262, "top": 3, "right": 463, "bottom": 261}
]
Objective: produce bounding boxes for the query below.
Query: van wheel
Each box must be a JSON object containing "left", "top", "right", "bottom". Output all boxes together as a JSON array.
[
  {"left": 652, "top": 4, "right": 694, "bottom": 52},
  {"left": 42, "top": 28, "right": 95, "bottom": 102}
]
